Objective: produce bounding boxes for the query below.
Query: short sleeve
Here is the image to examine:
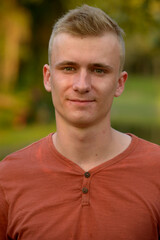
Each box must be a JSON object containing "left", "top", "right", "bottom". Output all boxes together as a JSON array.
[{"left": 0, "top": 184, "right": 8, "bottom": 240}]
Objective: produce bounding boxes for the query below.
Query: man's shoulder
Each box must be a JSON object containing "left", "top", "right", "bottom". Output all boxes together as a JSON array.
[
  {"left": 0, "top": 133, "right": 52, "bottom": 172},
  {"left": 131, "top": 134, "right": 160, "bottom": 159},
  {"left": 136, "top": 135, "right": 160, "bottom": 150}
]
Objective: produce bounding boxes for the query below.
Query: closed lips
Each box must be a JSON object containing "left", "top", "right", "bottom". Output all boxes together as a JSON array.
[{"left": 69, "top": 99, "right": 95, "bottom": 102}]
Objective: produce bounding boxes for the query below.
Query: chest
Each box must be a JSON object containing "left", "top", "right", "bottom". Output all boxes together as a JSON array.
[{"left": 7, "top": 167, "right": 160, "bottom": 240}]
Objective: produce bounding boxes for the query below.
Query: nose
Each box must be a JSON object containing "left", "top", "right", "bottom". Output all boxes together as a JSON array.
[{"left": 72, "top": 69, "right": 91, "bottom": 93}]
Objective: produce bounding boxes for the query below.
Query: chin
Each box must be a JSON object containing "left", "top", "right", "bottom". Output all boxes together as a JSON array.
[{"left": 68, "top": 116, "right": 98, "bottom": 129}]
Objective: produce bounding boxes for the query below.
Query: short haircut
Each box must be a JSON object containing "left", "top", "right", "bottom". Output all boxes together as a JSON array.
[{"left": 48, "top": 4, "right": 125, "bottom": 71}]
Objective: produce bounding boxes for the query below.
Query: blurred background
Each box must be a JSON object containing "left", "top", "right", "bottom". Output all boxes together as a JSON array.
[{"left": 0, "top": 0, "right": 160, "bottom": 160}]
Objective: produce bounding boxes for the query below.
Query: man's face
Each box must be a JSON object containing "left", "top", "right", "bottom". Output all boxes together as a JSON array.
[{"left": 43, "top": 33, "right": 127, "bottom": 128}]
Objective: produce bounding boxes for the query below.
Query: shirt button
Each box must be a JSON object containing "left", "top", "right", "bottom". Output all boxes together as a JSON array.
[
  {"left": 84, "top": 172, "right": 90, "bottom": 178},
  {"left": 82, "top": 187, "right": 88, "bottom": 194}
]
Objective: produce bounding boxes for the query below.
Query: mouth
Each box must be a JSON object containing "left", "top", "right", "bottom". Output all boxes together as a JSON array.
[
  {"left": 69, "top": 99, "right": 95, "bottom": 102},
  {"left": 67, "top": 98, "right": 95, "bottom": 106}
]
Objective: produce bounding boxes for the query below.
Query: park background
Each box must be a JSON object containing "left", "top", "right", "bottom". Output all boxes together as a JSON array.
[{"left": 0, "top": 0, "right": 160, "bottom": 160}]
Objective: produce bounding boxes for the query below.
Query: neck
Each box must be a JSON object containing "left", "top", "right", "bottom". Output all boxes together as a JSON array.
[{"left": 53, "top": 119, "right": 131, "bottom": 171}]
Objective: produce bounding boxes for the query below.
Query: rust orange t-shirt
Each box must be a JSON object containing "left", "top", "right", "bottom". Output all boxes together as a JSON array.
[{"left": 0, "top": 133, "right": 160, "bottom": 240}]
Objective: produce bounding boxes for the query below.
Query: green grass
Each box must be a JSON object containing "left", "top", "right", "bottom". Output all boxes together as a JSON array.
[{"left": 111, "top": 75, "right": 160, "bottom": 126}]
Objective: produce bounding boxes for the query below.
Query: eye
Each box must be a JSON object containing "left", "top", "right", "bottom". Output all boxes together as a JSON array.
[
  {"left": 92, "top": 68, "right": 106, "bottom": 75},
  {"left": 94, "top": 69, "right": 104, "bottom": 74},
  {"left": 63, "top": 66, "right": 76, "bottom": 72}
]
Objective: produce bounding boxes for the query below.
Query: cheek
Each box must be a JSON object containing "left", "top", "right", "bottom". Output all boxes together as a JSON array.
[
  {"left": 97, "top": 82, "right": 118, "bottom": 108},
  {"left": 100, "top": 80, "right": 117, "bottom": 97},
  {"left": 50, "top": 80, "right": 65, "bottom": 109},
  {"left": 49, "top": 81, "right": 59, "bottom": 106}
]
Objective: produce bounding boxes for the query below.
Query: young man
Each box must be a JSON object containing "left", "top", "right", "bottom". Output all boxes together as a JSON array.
[{"left": 0, "top": 5, "right": 160, "bottom": 240}]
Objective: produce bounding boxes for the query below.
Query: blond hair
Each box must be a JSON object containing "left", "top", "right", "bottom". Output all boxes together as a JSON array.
[{"left": 48, "top": 4, "right": 125, "bottom": 71}]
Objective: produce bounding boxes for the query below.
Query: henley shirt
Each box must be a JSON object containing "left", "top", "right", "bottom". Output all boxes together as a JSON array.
[{"left": 0, "top": 133, "right": 160, "bottom": 240}]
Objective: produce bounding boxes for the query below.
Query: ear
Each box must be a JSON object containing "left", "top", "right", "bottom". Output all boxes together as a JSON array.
[
  {"left": 43, "top": 64, "right": 52, "bottom": 92},
  {"left": 114, "top": 71, "right": 128, "bottom": 97}
]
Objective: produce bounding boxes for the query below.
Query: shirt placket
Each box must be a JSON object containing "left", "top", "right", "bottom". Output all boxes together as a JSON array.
[{"left": 81, "top": 172, "right": 91, "bottom": 206}]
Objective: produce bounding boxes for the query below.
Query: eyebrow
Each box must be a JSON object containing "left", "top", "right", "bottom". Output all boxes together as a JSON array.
[
  {"left": 55, "top": 61, "right": 114, "bottom": 71},
  {"left": 55, "top": 61, "right": 78, "bottom": 68},
  {"left": 90, "top": 63, "right": 113, "bottom": 71}
]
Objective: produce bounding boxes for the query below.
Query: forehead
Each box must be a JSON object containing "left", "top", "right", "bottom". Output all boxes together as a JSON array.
[{"left": 51, "top": 33, "right": 121, "bottom": 66}]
